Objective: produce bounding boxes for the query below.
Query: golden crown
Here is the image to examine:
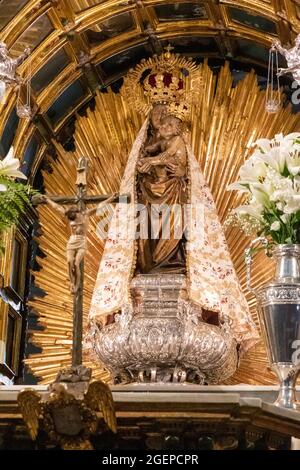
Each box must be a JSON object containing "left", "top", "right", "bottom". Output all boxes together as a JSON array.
[
  {"left": 167, "top": 102, "right": 190, "bottom": 122},
  {"left": 122, "top": 48, "right": 203, "bottom": 122}
]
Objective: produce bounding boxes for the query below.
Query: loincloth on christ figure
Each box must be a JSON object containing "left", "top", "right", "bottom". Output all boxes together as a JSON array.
[{"left": 67, "top": 234, "right": 86, "bottom": 252}]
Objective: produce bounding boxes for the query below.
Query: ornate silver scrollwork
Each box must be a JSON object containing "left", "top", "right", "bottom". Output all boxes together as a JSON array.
[{"left": 92, "top": 274, "right": 237, "bottom": 384}]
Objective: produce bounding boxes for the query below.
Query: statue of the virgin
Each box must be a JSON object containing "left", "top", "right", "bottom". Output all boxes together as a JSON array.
[{"left": 87, "top": 52, "right": 259, "bottom": 383}]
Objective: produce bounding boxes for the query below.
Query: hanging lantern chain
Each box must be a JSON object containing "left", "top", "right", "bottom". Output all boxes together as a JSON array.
[
  {"left": 16, "top": 52, "right": 33, "bottom": 119},
  {"left": 265, "top": 46, "right": 281, "bottom": 114}
]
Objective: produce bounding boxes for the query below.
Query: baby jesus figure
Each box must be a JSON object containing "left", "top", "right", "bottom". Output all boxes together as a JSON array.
[{"left": 138, "top": 115, "right": 187, "bottom": 180}]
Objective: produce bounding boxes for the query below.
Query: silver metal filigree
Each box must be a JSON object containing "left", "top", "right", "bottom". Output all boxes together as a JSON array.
[
  {"left": 92, "top": 274, "right": 237, "bottom": 384},
  {"left": 273, "top": 36, "right": 300, "bottom": 84},
  {"left": 16, "top": 103, "right": 33, "bottom": 119},
  {"left": 0, "top": 42, "right": 30, "bottom": 103},
  {"left": 265, "top": 99, "right": 281, "bottom": 114}
]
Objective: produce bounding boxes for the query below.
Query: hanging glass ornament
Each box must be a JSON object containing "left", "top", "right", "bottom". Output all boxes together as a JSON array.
[
  {"left": 265, "top": 46, "right": 281, "bottom": 114},
  {"left": 16, "top": 52, "right": 33, "bottom": 119}
]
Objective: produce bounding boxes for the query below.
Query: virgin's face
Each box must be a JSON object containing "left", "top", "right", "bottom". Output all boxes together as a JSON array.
[{"left": 150, "top": 105, "right": 167, "bottom": 130}]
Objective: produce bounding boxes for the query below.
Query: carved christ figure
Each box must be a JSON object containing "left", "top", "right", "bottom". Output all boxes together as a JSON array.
[{"left": 41, "top": 194, "right": 115, "bottom": 293}]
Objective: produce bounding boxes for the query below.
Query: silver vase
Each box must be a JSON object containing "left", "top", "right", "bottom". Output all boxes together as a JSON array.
[{"left": 246, "top": 241, "right": 300, "bottom": 410}]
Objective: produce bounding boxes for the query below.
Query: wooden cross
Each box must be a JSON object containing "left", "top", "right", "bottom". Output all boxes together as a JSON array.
[{"left": 33, "top": 157, "right": 130, "bottom": 368}]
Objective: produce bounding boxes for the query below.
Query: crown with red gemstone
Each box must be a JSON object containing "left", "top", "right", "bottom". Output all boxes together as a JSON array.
[{"left": 122, "top": 47, "right": 203, "bottom": 122}]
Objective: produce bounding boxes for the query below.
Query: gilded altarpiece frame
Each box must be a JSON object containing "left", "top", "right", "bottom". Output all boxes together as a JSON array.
[{"left": 0, "top": 228, "right": 28, "bottom": 382}]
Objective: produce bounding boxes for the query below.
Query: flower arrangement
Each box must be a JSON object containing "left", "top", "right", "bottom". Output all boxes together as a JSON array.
[
  {"left": 227, "top": 133, "right": 300, "bottom": 244},
  {"left": 0, "top": 147, "right": 33, "bottom": 251}
]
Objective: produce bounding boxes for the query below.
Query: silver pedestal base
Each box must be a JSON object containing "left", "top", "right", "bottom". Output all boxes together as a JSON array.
[
  {"left": 93, "top": 274, "right": 238, "bottom": 384},
  {"left": 272, "top": 363, "right": 300, "bottom": 410}
]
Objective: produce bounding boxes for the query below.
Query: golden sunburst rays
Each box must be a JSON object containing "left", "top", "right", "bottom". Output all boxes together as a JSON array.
[
  {"left": 25, "top": 62, "right": 300, "bottom": 385},
  {"left": 25, "top": 91, "right": 143, "bottom": 384}
]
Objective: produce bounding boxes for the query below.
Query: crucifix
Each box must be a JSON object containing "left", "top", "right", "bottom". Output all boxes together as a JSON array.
[{"left": 33, "top": 157, "right": 130, "bottom": 368}]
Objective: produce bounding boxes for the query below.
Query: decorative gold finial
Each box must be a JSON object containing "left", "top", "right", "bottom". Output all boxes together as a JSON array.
[{"left": 164, "top": 44, "right": 174, "bottom": 60}]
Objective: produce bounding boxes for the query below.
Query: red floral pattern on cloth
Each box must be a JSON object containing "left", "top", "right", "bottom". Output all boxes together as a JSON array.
[{"left": 187, "top": 146, "right": 259, "bottom": 351}]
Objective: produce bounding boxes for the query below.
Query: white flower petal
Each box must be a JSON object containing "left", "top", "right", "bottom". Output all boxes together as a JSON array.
[
  {"left": 5, "top": 146, "right": 14, "bottom": 162},
  {"left": 281, "top": 214, "right": 290, "bottom": 223},
  {"left": 250, "top": 183, "right": 271, "bottom": 207},
  {"left": 235, "top": 203, "right": 263, "bottom": 220},
  {"left": 286, "top": 152, "right": 300, "bottom": 176},
  {"left": 0, "top": 146, "right": 27, "bottom": 180},
  {"left": 11, "top": 170, "right": 27, "bottom": 180},
  {"left": 240, "top": 161, "right": 267, "bottom": 182},
  {"left": 227, "top": 182, "right": 250, "bottom": 192},
  {"left": 283, "top": 133, "right": 300, "bottom": 142},
  {"left": 255, "top": 138, "right": 272, "bottom": 153},
  {"left": 270, "top": 221, "right": 281, "bottom": 231},
  {"left": 260, "top": 147, "right": 287, "bottom": 174}
]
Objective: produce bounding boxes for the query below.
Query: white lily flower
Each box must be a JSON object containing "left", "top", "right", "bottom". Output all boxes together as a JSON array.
[
  {"left": 270, "top": 187, "right": 294, "bottom": 202},
  {"left": 0, "top": 183, "right": 7, "bottom": 192},
  {"left": 287, "top": 151, "right": 300, "bottom": 176},
  {"left": 239, "top": 159, "right": 267, "bottom": 182},
  {"left": 255, "top": 138, "right": 274, "bottom": 154},
  {"left": 281, "top": 214, "right": 291, "bottom": 223},
  {"left": 235, "top": 203, "right": 264, "bottom": 220},
  {"left": 280, "top": 133, "right": 300, "bottom": 144},
  {"left": 283, "top": 195, "right": 300, "bottom": 214},
  {"left": 294, "top": 175, "right": 300, "bottom": 184},
  {"left": 270, "top": 221, "right": 281, "bottom": 231},
  {"left": 292, "top": 142, "right": 300, "bottom": 152},
  {"left": 247, "top": 150, "right": 266, "bottom": 162},
  {"left": 254, "top": 133, "right": 300, "bottom": 161},
  {"left": 276, "top": 202, "right": 284, "bottom": 211},
  {"left": 250, "top": 183, "right": 271, "bottom": 207},
  {"left": 260, "top": 146, "right": 287, "bottom": 174},
  {"left": 228, "top": 133, "right": 300, "bottom": 241},
  {"left": 227, "top": 181, "right": 250, "bottom": 192},
  {"left": 0, "top": 147, "right": 27, "bottom": 180},
  {"left": 274, "top": 133, "right": 300, "bottom": 151},
  {"left": 228, "top": 155, "right": 267, "bottom": 191}
]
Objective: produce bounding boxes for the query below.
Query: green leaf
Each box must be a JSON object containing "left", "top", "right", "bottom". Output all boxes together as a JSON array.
[{"left": 0, "top": 177, "right": 36, "bottom": 254}]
